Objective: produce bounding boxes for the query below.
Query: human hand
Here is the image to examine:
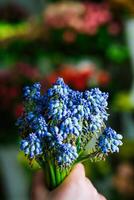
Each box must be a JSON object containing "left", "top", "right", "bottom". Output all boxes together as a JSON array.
[{"left": 31, "top": 163, "right": 107, "bottom": 200}]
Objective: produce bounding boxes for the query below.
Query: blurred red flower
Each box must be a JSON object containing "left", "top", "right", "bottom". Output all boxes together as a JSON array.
[{"left": 47, "top": 62, "right": 110, "bottom": 90}]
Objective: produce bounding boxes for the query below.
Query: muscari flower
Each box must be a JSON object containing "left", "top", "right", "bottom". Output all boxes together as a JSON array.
[
  {"left": 98, "top": 127, "right": 123, "bottom": 154},
  {"left": 16, "top": 77, "right": 123, "bottom": 189},
  {"left": 20, "top": 133, "right": 43, "bottom": 159}
]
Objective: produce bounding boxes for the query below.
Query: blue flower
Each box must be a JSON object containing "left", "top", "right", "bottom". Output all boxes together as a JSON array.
[
  {"left": 48, "top": 99, "right": 68, "bottom": 120},
  {"left": 47, "top": 78, "right": 69, "bottom": 99},
  {"left": 98, "top": 127, "right": 123, "bottom": 154},
  {"left": 57, "top": 143, "right": 78, "bottom": 166},
  {"left": 23, "top": 82, "right": 41, "bottom": 101},
  {"left": 84, "top": 88, "right": 109, "bottom": 120},
  {"left": 20, "top": 133, "right": 43, "bottom": 158}
]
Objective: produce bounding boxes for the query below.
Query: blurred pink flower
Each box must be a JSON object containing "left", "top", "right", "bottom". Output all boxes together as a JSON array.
[{"left": 44, "top": 2, "right": 114, "bottom": 35}]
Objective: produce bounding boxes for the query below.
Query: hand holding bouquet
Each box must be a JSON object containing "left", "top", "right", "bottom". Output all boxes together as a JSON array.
[{"left": 16, "top": 78, "right": 123, "bottom": 189}]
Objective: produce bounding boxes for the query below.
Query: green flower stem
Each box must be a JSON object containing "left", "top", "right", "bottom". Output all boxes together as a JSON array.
[
  {"left": 48, "top": 160, "right": 57, "bottom": 189},
  {"left": 76, "top": 151, "right": 99, "bottom": 163},
  {"left": 61, "top": 168, "right": 67, "bottom": 181},
  {"left": 44, "top": 161, "right": 51, "bottom": 189},
  {"left": 55, "top": 167, "right": 61, "bottom": 186},
  {"left": 44, "top": 161, "right": 70, "bottom": 190},
  {"left": 38, "top": 158, "right": 85, "bottom": 190}
]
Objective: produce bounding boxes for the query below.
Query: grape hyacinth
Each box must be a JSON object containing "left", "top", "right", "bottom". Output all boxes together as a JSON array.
[
  {"left": 98, "top": 127, "right": 123, "bottom": 154},
  {"left": 16, "top": 77, "right": 123, "bottom": 189}
]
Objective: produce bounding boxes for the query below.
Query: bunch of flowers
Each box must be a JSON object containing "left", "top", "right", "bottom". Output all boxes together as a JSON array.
[
  {"left": 16, "top": 78, "right": 123, "bottom": 189},
  {"left": 44, "top": 1, "right": 121, "bottom": 36}
]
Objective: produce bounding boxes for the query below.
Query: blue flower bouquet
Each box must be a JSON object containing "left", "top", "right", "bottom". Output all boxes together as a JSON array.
[{"left": 16, "top": 78, "right": 123, "bottom": 189}]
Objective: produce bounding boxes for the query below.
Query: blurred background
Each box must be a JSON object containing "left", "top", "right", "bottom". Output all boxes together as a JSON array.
[{"left": 0, "top": 0, "right": 134, "bottom": 199}]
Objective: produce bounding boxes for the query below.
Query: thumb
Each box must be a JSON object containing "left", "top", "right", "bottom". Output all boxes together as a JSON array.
[
  {"left": 53, "top": 163, "right": 85, "bottom": 193},
  {"left": 64, "top": 163, "right": 85, "bottom": 184}
]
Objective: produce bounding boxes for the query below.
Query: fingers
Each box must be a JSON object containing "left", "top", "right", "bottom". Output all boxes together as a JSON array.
[{"left": 31, "top": 170, "right": 49, "bottom": 200}]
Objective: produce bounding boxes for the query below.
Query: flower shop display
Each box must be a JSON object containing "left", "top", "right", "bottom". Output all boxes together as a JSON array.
[{"left": 16, "top": 78, "right": 123, "bottom": 189}]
